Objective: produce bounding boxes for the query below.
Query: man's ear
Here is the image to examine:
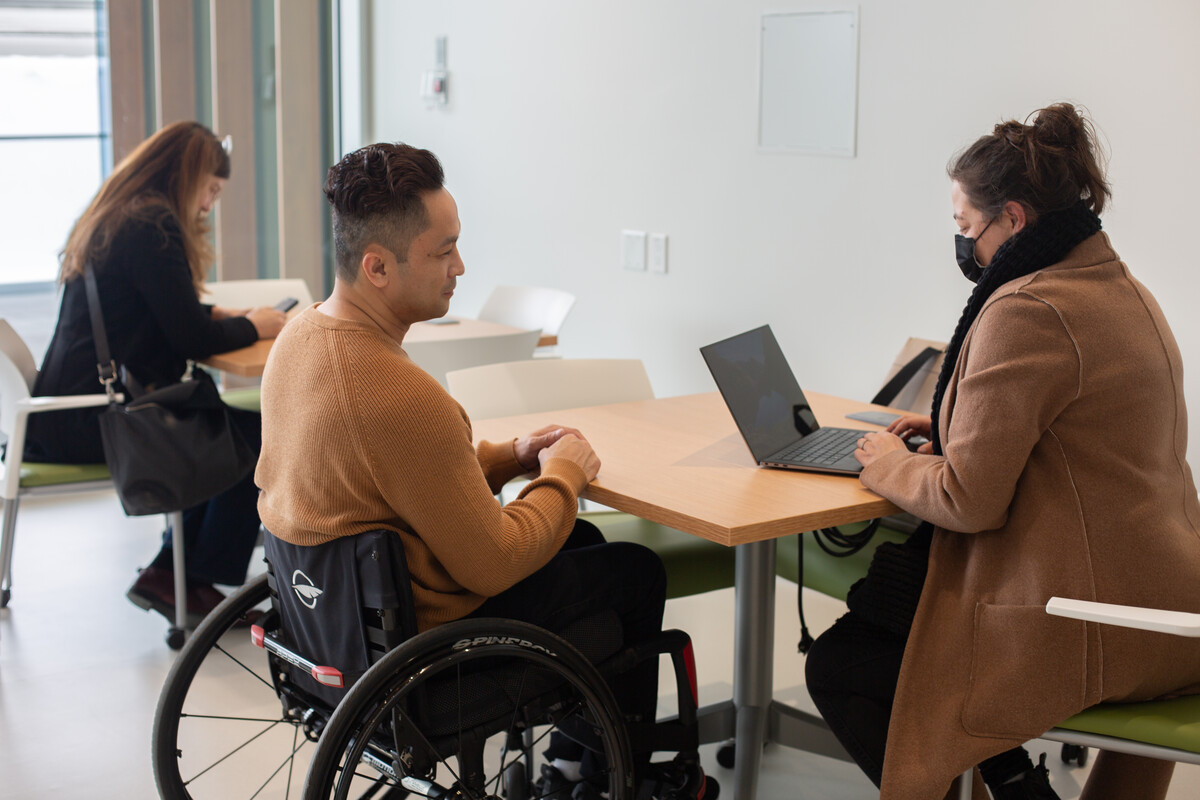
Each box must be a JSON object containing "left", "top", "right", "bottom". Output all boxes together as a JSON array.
[
  {"left": 1004, "top": 200, "right": 1029, "bottom": 234},
  {"left": 359, "top": 245, "right": 390, "bottom": 288}
]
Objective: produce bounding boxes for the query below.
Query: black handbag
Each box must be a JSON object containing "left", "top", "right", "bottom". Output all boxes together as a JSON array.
[{"left": 84, "top": 265, "right": 255, "bottom": 517}]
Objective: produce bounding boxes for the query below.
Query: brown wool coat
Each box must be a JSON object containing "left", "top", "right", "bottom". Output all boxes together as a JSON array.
[{"left": 859, "top": 233, "right": 1200, "bottom": 798}]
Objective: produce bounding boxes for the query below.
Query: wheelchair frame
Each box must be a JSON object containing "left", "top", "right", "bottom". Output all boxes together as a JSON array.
[{"left": 151, "top": 531, "right": 714, "bottom": 800}]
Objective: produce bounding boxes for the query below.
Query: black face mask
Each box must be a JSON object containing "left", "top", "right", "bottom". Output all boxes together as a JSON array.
[{"left": 954, "top": 217, "right": 995, "bottom": 283}]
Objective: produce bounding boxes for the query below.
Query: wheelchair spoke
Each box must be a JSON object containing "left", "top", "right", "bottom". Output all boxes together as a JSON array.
[
  {"left": 283, "top": 721, "right": 298, "bottom": 800},
  {"left": 213, "top": 642, "right": 276, "bottom": 691},
  {"left": 488, "top": 661, "right": 534, "bottom": 797},
  {"left": 245, "top": 725, "right": 308, "bottom": 800},
  {"left": 385, "top": 702, "right": 461, "bottom": 792},
  {"left": 183, "top": 720, "right": 296, "bottom": 786},
  {"left": 180, "top": 713, "right": 289, "bottom": 724}
]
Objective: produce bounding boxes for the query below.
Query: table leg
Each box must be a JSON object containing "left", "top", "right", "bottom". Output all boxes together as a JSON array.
[{"left": 731, "top": 540, "right": 777, "bottom": 800}]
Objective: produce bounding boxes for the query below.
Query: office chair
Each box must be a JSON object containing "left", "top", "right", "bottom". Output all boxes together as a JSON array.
[{"left": 0, "top": 319, "right": 190, "bottom": 647}]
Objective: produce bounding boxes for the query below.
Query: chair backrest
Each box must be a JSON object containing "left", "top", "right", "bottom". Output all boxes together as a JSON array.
[
  {"left": 875, "top": 337, "right": 947, "bottom": 414},
  {"left": 264, "top": 528, "right": 417, "bottom": 708},
  {"left": 201, "top": 278, "right": 316, "bottom": 310},
  {"left": 477, "top": 286, "right": 576, "bottom": 337},
  {"left": 0, "top": 320, "right": 37, "bottom": 441},
  {"left": 0, "top": 319, "right": 38, "bottom": 393},
  {"left": 446, "top": 358, "right": 654, "bottom": 420},
  {"left": 404, "top": 327, "right": 542, "bottom": 389}
]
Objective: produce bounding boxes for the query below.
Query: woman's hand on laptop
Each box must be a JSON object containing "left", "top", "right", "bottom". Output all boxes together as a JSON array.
[
  {"left": 886, "top": 413, "right": 932, "bottom": 441},
  {"left": 885, "top": 414, "right": 935, "bottom": 453},
  {"left": 854, "top": 430, "right": 908, "bottom": 466}
]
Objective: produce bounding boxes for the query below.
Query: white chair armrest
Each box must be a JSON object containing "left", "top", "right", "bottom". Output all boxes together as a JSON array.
[
  {"left": 19, "top": 393, "right": 120, "bottom": 413},
  {"left": 1046, "top": 597, "right": 1200, "bottom": 638}
]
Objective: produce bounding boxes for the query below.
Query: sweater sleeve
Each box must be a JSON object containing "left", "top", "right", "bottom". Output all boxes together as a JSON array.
[
  {"left": 349, "top": 356, "right": 587, "bottom": 598},
  {"left": 120, "top": 215, "right": 257, "bottom": 358},
  {"left": 860, "top": 291, "right": 1080, "bottom": 532}
]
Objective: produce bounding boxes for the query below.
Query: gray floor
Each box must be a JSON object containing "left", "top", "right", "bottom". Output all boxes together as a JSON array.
[{"left": 1, "top": 490, "right": 1198, "bottom": 798}]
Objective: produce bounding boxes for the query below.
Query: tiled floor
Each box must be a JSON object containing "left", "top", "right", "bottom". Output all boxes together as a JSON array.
[{"left": 1, "top": 490, "right": 1198, "bottom": 798}]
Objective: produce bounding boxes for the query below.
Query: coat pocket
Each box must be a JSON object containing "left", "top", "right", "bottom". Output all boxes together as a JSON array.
[{"left": 962, "top": 603, "right": 1087, "bottom": 739}]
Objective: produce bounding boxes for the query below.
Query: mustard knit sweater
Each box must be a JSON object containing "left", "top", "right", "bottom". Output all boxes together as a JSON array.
[{"left": 256, "top": 306, "right": 588, "bottom": 631}]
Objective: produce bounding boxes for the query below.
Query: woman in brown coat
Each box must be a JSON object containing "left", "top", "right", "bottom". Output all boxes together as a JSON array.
[{"left": 805, "top": 103, "right": 1200, "bottom": 799}]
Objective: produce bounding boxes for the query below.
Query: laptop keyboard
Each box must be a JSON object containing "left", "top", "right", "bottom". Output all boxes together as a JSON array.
[{"left": 775, "top": 428, "right": 862, "bottom": 466}]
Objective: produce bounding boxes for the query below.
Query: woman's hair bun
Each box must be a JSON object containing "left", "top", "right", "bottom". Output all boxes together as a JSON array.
[
  {"left": 1030, "top": 103, "right": 1086, "bottom": 148},
  {"left": 949, "top": 102, "right": 1110, "bottom": 217}
]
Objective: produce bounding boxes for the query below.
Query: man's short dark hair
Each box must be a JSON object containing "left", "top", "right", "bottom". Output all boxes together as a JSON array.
[{"left": 323, "top": 143, "right": 445, "bottom": 282}]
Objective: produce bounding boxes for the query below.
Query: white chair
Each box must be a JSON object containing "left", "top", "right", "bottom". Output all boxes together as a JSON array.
[
  {"left": 954, "top": 598, "right": 1200, "bottom": 799},
  {"left": 201, "top": 278, "right": 315, "bottom": 310},
  {"left": 0, "top": 319, "right": 190, "bottom": 646},
  {"left": 405, "top": 328, "right": 542, "bottom": 389},
  {"left": 201, "top": 279, "right": 315, "bottom": 390},
  {"left": 445, "top": 358, "right": 738, "bottom": 600},
  {"left": 477, "top": 286, "right": 576, "bottom": 355}
]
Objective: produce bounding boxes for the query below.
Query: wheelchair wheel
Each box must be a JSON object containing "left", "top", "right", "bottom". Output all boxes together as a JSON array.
[
  {"left": 153, "top": 574, "right": 317, "bottom": 799},
  {"left": 303, "top": 618, "right": 634, "bottom": 800}
]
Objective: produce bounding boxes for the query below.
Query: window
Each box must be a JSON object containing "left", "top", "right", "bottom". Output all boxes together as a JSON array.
[{"left": 0, "top": 0, "right": 107, "bottom": 288}]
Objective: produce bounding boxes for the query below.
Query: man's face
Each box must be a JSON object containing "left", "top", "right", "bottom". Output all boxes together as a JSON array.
[{"left": 386, "top": 188, "right": 464, "bottom": 323}]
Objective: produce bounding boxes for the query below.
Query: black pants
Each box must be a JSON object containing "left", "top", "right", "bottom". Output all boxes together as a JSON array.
[
  {"left": 147, "top": 406, "right": 263, "bottom": 586},
  {"left": 806, "top": 610, "right": 1033, "bottom": 790},
  {"left": 467, "top": 520, "right": 667, "bottom": 760},
  {"left": 805, "top": 612, "right": 907, "bottom": 787}
]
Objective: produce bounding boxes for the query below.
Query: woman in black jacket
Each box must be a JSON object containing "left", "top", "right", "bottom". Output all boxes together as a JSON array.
[{"left": 26, "top": 121, "right": 286, "bottom": 626}]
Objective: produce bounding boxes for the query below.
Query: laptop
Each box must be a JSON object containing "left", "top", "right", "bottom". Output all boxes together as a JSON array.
[{"left": 700, "top": 325, "right": 864, "bottom": 475}]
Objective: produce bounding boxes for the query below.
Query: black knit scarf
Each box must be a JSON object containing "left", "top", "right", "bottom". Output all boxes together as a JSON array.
[
  {"left": 929, "top": 201, "right": 1102, "bottom": 455},
  {"left": 845, "top": 201, "right": 1102, "bottom": 637}
]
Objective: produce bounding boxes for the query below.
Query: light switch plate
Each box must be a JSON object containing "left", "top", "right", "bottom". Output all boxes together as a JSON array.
[
  {"left": 649, "top": 233, "right": 668, "bottom": 274},
  {"left": 622, "top": 230, "right": 646, "bottom": 271}
]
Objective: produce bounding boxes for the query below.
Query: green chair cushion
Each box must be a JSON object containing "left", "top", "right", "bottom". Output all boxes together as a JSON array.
[
  {"left": 580, "top": 511, "right": 736, "bottom": 600},
  {"left": 19, "top": 461, "right": 111, "bottom": 488},
  {"left": 776, "top": 523, "right": 911, "bottom": 602},
  {"left": 582, "top": 512, "right": 912, "bottom": 603},
  {"left": 221, "top": 387, "right": 261, "bottom": 413},
  {"left": 1055, "top": 694, "right": 1200, "bottom": 755}
]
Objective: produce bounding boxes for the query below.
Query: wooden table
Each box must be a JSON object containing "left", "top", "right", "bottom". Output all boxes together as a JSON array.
[
  {"left": 201, "top": 316, "right": 555, "bottom": 378},
  {"left": 471, "top": 391, "right": 899, "bottom": 800}
]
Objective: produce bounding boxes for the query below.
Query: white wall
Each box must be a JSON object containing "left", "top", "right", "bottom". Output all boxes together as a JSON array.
[{"left": 366, "top": 0, "right": 1200, "bottom": 467}]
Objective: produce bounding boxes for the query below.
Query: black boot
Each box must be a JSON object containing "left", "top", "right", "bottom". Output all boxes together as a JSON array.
[{"left": 986, "top": 753, "right": 1061, "bottom": 800}]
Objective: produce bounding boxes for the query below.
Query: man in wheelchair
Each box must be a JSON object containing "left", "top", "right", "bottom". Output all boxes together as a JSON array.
[{"left": 236, "top": 142, "right": 713, "bottom": 799}]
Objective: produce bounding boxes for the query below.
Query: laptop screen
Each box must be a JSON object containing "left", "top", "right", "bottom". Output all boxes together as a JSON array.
[{"left": 700, "top": 325, "right": 820, "bottom": 461}]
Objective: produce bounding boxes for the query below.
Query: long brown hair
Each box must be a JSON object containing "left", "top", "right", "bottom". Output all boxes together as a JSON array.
[
  {"left": 59, "top": 121, "right": 231, "bottom": 292},
  {"left": 948, "top": 102, "right": 1110, "bottom": 222}
]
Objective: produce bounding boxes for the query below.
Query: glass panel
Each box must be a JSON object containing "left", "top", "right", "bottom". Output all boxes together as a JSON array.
[
  {"left": 0, "top": 138, "right": 104, "bottom": 285},
  {"left": 0, "top": 0, "right": 105, "bottom": 287},
  {"left": 253, "top": 0, "right": 278, "bottom": 279},
  {"left": 194, "top": 0, "right": 211, "bottom": 127},
  {"left": 0, "top": 53, "right": 100, "bottom": 137}
]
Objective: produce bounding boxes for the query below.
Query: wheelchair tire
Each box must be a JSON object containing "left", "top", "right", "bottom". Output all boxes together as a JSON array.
[
  {"left": 153, "top": 574, "right": 317, "bottom": 799},
  {"left": 303, "top": 618, "right": 634, "bottom": 800}
]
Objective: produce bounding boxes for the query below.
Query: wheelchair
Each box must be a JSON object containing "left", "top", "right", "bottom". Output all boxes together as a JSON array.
[{"left": 152, "top": 529, "right": 718, "bottom": 800}]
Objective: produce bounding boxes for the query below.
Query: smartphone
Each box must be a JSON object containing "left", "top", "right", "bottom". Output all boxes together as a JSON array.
[
  {"left": 274, "top": 297, "right": 299, "bottom": 312},
  {"left": 426, "top": 317, "right": 461, "bottom": 325}
]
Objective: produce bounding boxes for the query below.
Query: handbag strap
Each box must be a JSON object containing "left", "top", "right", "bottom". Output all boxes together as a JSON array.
[
  {"left": 870, "top": 346, "right": 942, "bottom": 407},
  {"left": 82, "top": 263, "right": 119, "bottom": 400}
]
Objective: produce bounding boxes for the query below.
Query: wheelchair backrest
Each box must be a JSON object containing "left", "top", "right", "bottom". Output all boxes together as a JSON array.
[{"left": 264, "top": 528, "right": 418, "bottom": 707}]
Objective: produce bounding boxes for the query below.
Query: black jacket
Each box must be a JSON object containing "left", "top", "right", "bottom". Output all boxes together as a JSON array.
[{"left": 25, "top": 210, "right": 256, "bottom": 463}]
